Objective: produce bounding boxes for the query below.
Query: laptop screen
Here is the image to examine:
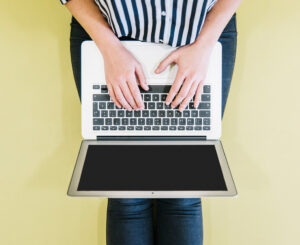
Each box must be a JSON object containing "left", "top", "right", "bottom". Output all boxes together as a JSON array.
[{"left": 77, "top": 145, "right": 227, "bottom": 191}]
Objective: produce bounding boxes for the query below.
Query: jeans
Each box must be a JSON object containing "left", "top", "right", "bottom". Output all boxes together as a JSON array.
[{"left": 70, "top": 13, "right": 237, "bottom": 245}]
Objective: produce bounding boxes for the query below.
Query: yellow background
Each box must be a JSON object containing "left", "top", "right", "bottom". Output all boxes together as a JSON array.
[{"left": 1, "top": 0, "right": 300, "bottom": 244}]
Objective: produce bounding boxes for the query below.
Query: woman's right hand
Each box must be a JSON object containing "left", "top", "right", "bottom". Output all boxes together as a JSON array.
[{"left": 102, "top": 44, "right": 149, "bottom": 111}]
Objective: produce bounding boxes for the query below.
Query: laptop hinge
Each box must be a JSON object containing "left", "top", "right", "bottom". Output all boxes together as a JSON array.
[{"left": 96, "top": 136, "right": 207, "bottom": 141}]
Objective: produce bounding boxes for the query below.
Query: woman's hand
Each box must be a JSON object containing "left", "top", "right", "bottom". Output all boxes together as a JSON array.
[
  {"left": 102, "top": 44, "right": 149, "bottom": 111},
  {"left": 154, "top": 41, "right": 214, "bottom": 112}
]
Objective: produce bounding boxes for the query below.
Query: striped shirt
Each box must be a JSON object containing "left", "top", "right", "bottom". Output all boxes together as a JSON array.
[{"left": 60, "top": 0, "right": 218, "bottom": 47}]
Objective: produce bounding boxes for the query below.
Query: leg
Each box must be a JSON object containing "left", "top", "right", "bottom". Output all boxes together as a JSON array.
[
  {"left": 218, "top": 13, "right": 238, "bottom": 118},
  {"left": 106, "top": 198, "right": 155, "bottom": 245},
  {"left": 154, "top": 14, "right": 238, "bottom": 245},
  {"left": 70, "top": 18, "right": 154, "bottom": 245},
  {"left": 155, "top": 198, "right": 203, "bottom": 245}
]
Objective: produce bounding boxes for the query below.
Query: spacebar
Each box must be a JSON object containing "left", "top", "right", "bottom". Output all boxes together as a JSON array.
[{"left": 140, "top": 85, "right": 171, "bottom": 93}]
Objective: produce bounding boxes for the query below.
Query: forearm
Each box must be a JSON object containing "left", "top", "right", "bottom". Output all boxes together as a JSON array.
[
  {"left": 194, "top": 0, "right": 242, "bottom": 48},
  {"left": 65, "top": 0, "right": 122, "bottom": 57}
]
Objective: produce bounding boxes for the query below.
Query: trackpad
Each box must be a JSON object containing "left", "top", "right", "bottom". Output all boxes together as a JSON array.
[{"left": 77, "top": 145, "right": 227, "bottom": 191}]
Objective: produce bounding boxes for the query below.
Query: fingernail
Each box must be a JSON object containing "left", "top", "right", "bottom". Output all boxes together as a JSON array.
[{"left": 165, "top": 101, "right": 170, "bottom": 105}]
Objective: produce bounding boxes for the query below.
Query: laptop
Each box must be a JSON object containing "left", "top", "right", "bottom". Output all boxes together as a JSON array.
[{"left": 67, "top": 40, "right": 237, "bottom": 198}]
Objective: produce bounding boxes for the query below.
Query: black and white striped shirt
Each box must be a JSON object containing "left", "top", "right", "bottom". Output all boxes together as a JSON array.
[{"left": 61, "top": 0, "right": 218, "bottom": 47}]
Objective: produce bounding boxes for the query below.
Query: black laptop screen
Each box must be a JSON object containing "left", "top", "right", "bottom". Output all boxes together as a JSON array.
[{"left": 78, "top": 145, "right": 227, "bottom": 191}]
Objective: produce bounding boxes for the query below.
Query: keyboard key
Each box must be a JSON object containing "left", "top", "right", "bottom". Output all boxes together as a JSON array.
[
  {"left": 155, "top": 118, "right": 162, "bottom": 125},
  {"left": 93, "top": 126, "right": 100, "bottom": 130},
  {"left": 191, "top": 111, "right": 198, "bottom": 117},
  {"left": 169, "top": 126, "right": 176, "bottom": 130},
  {"left": 179, "top": 118, "right": 186, "bottom": 125},
  {"left": 161, "top": 94, "right": 167, "bottom": 101},
  {"left": 164, "top": 104, "right": 171, "bottom": 109},
  {"left": 161, "top": 126, "right": 168, "bottom": 130},
  {"left": 150, "top": 110, "right": 157, "bottom": 117},
  {"left": 203, "top": 126, "right": 210, "bottom": 130},
  {"left": 146, "top": 118, "right": 154, "bottom": 125},
  {"left": 105, "top": 118, "right": 112, "bottom": 125},
  {"left": 93, "top": 102, "right": 98, "bottom": 112},
  {"left": 142, "top": 110, "right": 149, "bottom": 117},
  {"left": 134, "top": 111, "right": 141, "bottom": 117},
  {"left": 144, "top": 94, "right": 151, "bottom": 101},
  {"left": 148, "top": 102, "right": 155, "bottom": 109},
  {"left": 135, "top": 126, "right": 143, "bottom": 130},
  {"left": 93, "top": 118, "right": 104, "bottom": 125},
  {"left": 127, "top": 126, "right": 134, "bottom": 130},
  {"left": 204, "top": 118, "right": 210, "bottom": 125},
  {"left": 144, "top": 102, "right": 148, "bottom": 109},
  {"left": 152, "top": 126, "right": 160, "bottom": 130},
  {"left": 138, "top": 118, "right": 145, "bottom": 125},
  {"left": 194, "top": 126, "right": 202, "bottom": 130},
  {"left": 140, "top": 85, "right": 171, "bottom": 93},
  {"left": 144, "top": 126, "right": 151, "bottom": 130},
  {"left": 126, "top": 111, "right": 133, "bottom": 117},
  {"left": 163, "top": 118, "right": 170, "bottom": 125},
  {"left": 93, "top": 110, "right": 100, "bottom": 117},
  {"left": 101, "top": 85, "right": 108, "bottom": 93},
  {"left": 175, "top": 111, "right": 182, "bottom": 117},
  {"left": 117, "top": 110, "right": 125, "bottom": 117},
  {"left": 157, "top": 102, "right": 163, "bottom": 109},
  {"left": 101, "top": 126, "right": 109, "bottom": 130},
  {"left": 195, "top": 118, "right": 202, "bottom": 125},
  {"left": 201, "top": 94, "right": 210, "bottom": 101},
  {"left": 200, "top": 111, "right": 210, "bottom": 117},
  {"left": 113, "top": 118, "right": 120, "bottom": 125},
  {"left": 198, "top": 103, "right": 210, "bottom": 109},
  {"left": 178, "top": 126, "right": 185, "bottom": 130},
  {"left": 109, "top": 110, "right": 116, "bottom": 117},
  {"left": 187, "top": 126, "right": 193, "bottom": 131},
  {"left": 187, "top": 118, "right": 194, "bottom": 125},
  {"left": 183, "top": 111, "right": 190, "bottom": 117},
  {"left": 121, "top": 118, "right": 129, "bottom": 125},
  {"left": 167, "top": 110, "right": 174, "bottom": 117},
  {"left": 101, "top": 110, "right": 108, "bottom": 117},
  {"left": 171, "top": 118, "right": 178, "bottom": 125},
  {"left": 99, "top": 102, "right": 106, "bottom": 109},
  {"left": 93, "top": 94, "right": 110, "bottom": 101},
  {"left": 93, "top": 85, "right": 100, "bottom": 89},
  {"left": 203, "top": 85, "right": 211, "bottom": 93},
  {"left": 107, "top": 102, "right": 115, "bottom": 109},
  {"left": 153, "top": 94, "right": 159, "bottom": 101},
  {"left": 130, "top": 118, "right": 137, "bottom": 125},
  {"left": 110, "top": 126, "right": 117, "bottom": 130},
  {"left": 159, "top": 110, "right": 166, "bottom": 117},
  {"left": 118, "top": 126, "right": 126, "bottom": 130}
]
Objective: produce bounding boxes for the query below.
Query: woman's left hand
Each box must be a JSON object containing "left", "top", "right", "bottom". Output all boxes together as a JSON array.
[{"left": 155, "top": 41, "right": 214, "bottom": 112}]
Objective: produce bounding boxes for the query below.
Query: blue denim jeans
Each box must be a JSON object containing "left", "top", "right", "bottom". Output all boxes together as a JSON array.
[{"left": 70, "top": 13, "right": 237, "bottom": 245}]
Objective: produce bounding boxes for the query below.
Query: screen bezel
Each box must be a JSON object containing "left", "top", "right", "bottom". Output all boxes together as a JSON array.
[{"left": 68, "top": 140, "right": 237, "bottom": 198}]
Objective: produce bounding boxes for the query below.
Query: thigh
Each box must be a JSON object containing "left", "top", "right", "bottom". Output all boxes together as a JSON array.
[
  {"left": 155, "top": 198, "right": 203, "bottom": 245},
  {"left": 70, "top": 16, "right": 92, "bottom": 102},
  {"left": 218, "top": 13, "right": 238, "bottom": 118},
  {"left": 106, "top": 198, "right": 154, "bottom": 245}
]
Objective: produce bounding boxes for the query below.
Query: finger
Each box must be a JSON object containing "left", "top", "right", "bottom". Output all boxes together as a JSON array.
[
  {"left": 135, "top": 64, "right": 149, "bottom": 91},
  {"left": 113, "top": 85, "right": 132, "bottom": 111},
  {"left": 165, "top": 70, "right": 186, "bottom": 105},
  {"left": 107, "top": 83, "right": 121, "bottom": 108},
  {"left": 179, "top": 81, "right": 199, "bottom": 112},
  {"left": 171, "top": 77, "right": 195, "bottom": 109},
  {"left": 194, "top": 81, "right": 203, "bottom": 109},
  {"left": 155, "top": 52, "right": 177, "bottom": 74},
  {"left": 119, "top": 82, "right": 138, "bottom": 110},
  {"left": 127, "top": 76, "right": 144, "bottom": 109}
]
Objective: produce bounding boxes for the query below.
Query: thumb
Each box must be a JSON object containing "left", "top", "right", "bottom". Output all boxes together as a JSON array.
[{"left": 155, "top": 52, "right": 177, "bottom": 74}]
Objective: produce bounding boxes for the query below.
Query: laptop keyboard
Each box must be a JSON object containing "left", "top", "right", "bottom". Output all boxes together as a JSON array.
[{"left": 92, "top": 85, "right": 211, "bottom": 131}]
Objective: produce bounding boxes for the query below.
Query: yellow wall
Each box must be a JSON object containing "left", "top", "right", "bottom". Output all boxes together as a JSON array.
[{"left": 1, "top": 0, "right": 299, "bottom": 244}]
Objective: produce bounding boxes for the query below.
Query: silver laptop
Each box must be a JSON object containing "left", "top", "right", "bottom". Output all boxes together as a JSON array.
[{"left": 67, "top": 40, "right": 237, "bottom": 198}]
